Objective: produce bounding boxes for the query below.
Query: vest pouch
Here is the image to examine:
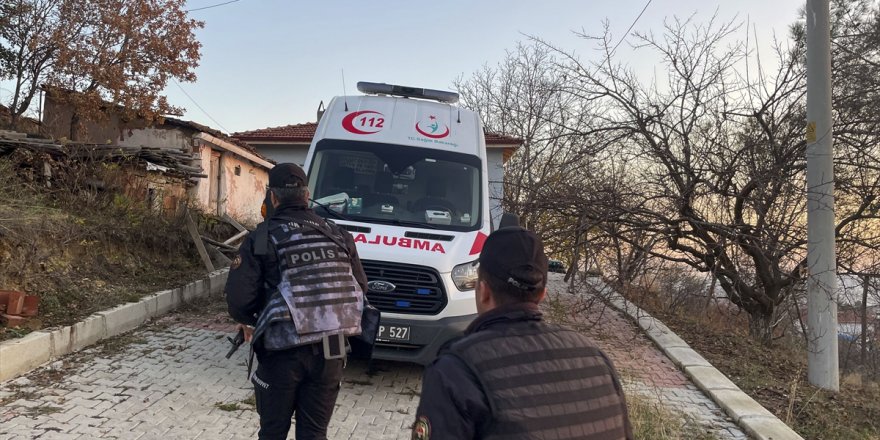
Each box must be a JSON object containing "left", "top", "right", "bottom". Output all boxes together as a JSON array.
[{"left": 349, "top": 303, "right": 381, "bottom": 360}]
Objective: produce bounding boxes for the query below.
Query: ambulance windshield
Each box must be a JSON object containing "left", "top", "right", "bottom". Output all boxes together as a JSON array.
[{"left": 307, "top": 140, "right": 482, "bottom": 231}]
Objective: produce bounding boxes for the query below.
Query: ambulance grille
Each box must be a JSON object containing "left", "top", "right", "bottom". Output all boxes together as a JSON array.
[{"left": 361, "top": 260, "right": 447, "bottom": 315}]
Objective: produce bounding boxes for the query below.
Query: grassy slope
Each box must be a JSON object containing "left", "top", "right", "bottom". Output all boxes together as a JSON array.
[
  {"left": 638, "top": 298, "right": 880, "bottom": 439},
  {"left": 0, "top": 153, "right": 207, "bottom": 340}
]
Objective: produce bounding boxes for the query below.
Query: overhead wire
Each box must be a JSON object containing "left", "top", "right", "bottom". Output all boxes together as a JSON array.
[
  {"left": 585, "top": 0, "right": 653, "bottom": 78},
  {"left": 187, "top": 0, "right": 241, "bottom": 13},
  {"left": 609, "top": 0, "right": 653, "bottom": 61},
  {"left": 171, "top": 79, "right": 232, "bottom": 133}
]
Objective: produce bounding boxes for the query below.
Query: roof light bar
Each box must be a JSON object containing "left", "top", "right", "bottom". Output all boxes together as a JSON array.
[{"left": 356, "top": 82, "right": 459, "bottom": 104}]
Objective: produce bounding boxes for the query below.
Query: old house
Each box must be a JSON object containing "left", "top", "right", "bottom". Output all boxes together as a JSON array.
[
  {"left": 41, "top": 91, "right": 273, "bottom": 226},
  {"left": 232, "top": 123, "right": 522, "bottom": 226}
]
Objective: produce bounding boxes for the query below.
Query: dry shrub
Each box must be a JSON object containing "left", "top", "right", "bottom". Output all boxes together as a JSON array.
[{"left": 627, "top": 393, "right": 717, "bottom": 440}]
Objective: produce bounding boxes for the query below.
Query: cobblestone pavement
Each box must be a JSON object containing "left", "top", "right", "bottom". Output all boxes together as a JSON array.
[{"left": 0, "top": 274, "right": 748, "bottom": 439}]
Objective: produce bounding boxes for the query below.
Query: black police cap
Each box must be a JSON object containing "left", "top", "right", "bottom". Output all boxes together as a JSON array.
[
  {"left": 268, "top": 163, "right": 307, "bottom": 188},
  {"left": 479, "top": 227, "right": 549, "bottom": 291}
]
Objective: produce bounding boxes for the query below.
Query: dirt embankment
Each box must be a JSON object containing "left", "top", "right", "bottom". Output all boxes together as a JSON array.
[
  {"left": 631, "top": 290, "right": 880, "bottom": 440},
  {"left": 0, "top": 150, "right": 228, "bottom": 341}
]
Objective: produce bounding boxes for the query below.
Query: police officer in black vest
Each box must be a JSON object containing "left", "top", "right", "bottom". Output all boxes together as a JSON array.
[
  {"left": 226, "top": 163, "right": 368, "bottom": 440},
  {"left": 412, "top": 227, "right": 633, "bottom": 440}
]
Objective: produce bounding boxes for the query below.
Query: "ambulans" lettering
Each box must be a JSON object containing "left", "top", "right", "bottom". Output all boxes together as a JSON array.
[{"left": 353, "top": 233, "right": 446, "bottom": 254}]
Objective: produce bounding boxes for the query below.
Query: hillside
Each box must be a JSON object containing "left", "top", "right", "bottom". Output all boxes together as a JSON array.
[{"left": 0, "top": 147, "right": 224, "bottom": 340}]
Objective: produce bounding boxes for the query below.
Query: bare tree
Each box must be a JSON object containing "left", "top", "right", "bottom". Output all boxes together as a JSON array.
[
  {"left": 455, "top": 43, "right": 631, "bottom": 278},
  {"left": 457, "top": 2, "right": 880, "bottom": 346},
  {"left": 538, "top": 5, "right": 880, "bottom": 344}
]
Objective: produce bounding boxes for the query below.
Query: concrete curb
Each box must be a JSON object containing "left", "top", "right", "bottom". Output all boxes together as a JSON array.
[
  {"left": 597, "top": 281, "right": 804, "bottom": 440},
  {"left": 0, "top": 269, "right": 229, "bottom": 383}
]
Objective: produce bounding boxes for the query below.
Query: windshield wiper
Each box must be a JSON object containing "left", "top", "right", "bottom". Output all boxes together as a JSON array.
[
  {"left": 376, "top": 218, "right": 440, "bottom": 230},
  {"left": 309, "top": 198, "right": 351, "bottom": 221}
]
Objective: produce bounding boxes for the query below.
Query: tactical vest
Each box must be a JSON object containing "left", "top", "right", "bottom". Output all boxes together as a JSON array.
[
  {"left": 446, "top": 320, "right": 630, "bottom": 440},
  {"left": 252, "top": 218, "right": 364, "bottom": 350}
]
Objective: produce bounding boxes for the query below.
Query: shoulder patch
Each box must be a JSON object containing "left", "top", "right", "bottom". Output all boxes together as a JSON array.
[
  {"left": 230, "top": 254, "right": 242, "bottom": 270},
  {"left": 412, "top": 415, "right": 431, "bottom": 440}
]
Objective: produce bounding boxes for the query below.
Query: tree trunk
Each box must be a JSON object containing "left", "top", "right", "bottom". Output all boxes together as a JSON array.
[
  {"left": 69, "top": 112, "right": 82, "bottom": 141},
  {"left": 564, "top": 215, "right": 584, "bottom": 284},
  {"left": 705, "top": 274, "right": 717, "bottom": 310},
  {"left": 748, "top": 311, "right": 774, "bottom": 345}
]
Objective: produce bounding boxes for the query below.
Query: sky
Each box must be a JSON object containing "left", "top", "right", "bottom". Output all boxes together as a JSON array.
[{"left": 8, "top": 0, "right": 808, "bottom": 134}]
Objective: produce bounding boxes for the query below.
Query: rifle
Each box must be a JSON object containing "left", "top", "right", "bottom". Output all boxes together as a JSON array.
[{"left": 225, "top": 327, "right": 245, "bottom": 359}]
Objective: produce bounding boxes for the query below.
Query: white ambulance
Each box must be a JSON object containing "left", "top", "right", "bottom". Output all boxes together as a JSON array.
[{"left": 303, "top": 82, "right": 489, "bottom": 365}]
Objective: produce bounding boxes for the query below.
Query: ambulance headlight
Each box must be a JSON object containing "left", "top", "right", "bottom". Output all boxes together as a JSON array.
[{"left": 452, "top": 260, "right": 479, "bottom": 291}]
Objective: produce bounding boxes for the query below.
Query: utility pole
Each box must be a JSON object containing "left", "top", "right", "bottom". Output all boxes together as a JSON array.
[
  {"left": 862, "top": 276, "right": 869, "bottom": 366},
  {"left": 805, "top": 0, "right": 839, "bottom": 391}
]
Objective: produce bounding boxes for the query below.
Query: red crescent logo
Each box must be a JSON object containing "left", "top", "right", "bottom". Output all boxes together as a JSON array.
[
  {"left": 342, "top": 111, "right": 384, "bottom": 135},
  {"left": 415, "top": 123, "right": 450, "bottom": 139}
]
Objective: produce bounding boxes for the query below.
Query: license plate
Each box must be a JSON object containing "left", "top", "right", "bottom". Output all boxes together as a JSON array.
[{"left": 377, "top": 325, "right": 411, "bottom": 342}]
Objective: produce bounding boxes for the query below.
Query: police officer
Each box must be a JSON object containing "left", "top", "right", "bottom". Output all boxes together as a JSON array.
[
  {"left": 412, "top": 227, "right": 633, "bottom": 440},
  {"left": 226, "top": 163, "right": 368, "bottom": 440}
]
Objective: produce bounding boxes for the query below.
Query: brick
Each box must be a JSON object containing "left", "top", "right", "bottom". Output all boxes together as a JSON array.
[
  {"left": 0, "top": 290, "right": 10, "bottom": 312},
  {"left": 21, "top": 295, "right": 39, "bottom": 317},
  {"left": 1, "top": 313, "right": 28, "bottom": 327},
  {"left": 7, "top": 290, "right": 25, "bottom": 315}
]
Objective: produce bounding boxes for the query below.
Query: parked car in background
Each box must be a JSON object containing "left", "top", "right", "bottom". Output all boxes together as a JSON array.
[{"left": 549, "top": 259, "right": 567, "bottom": 274}]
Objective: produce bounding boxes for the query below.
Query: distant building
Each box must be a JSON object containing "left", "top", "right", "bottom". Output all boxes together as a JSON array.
[{"left": 41, "top": 90, "right": 273, "bottom": 225}]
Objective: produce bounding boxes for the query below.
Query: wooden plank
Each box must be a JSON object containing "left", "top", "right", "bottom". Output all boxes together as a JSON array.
[
  {"left": 206, "top": 244, "right": 232, "bottom": 266},
  {"left": 185, "top": 210, "right": 215, "bottom": 272},
  {"left": 201, "top": 235, "right": 238, "bottom": 250},
  {"left": 222, "top": 230, "right": 249, "bottom": 246},
  {"left": 222, "top": 214, "right": 249, "bottom": 233}
]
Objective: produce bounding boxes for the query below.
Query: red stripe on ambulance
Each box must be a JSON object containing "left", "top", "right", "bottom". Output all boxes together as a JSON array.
[{"left": 469, "top": 231, "right": 488, "bottom": 255}]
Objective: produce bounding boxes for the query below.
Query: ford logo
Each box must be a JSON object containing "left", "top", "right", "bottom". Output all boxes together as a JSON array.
[{"left": 368, "top": 280, "right": 396, "bottom": 293}]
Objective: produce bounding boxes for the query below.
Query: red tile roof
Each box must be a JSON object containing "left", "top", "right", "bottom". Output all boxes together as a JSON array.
[
  {"left": 232, "top": 123, "right": 523, "bottom": 146},
  {"left": 233, "top": 123, "right": 318, "bottom": 143}
]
